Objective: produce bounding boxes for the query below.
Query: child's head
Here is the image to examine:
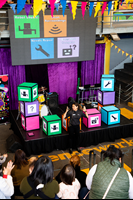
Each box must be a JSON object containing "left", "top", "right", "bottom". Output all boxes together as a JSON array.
[
  {"left": 60, "top": 164, "right": 75, "bottom": 185},
  {"left": 29, "top": 157, "right": 38, "bottom": 175},
  {"left": 70, "top": 155, "right": 80, "bottom": 169}
]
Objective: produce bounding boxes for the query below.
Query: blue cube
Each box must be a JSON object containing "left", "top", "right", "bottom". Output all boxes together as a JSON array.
[
  {"left": 101, "top": 75, "right": 115, "bottom": 92},
  {"left": 101, "top": 106, "right": 120, "bottom": 125}
]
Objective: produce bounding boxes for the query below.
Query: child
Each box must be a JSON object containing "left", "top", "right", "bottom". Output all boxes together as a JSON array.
[
  {"left": 57, "top": 164, "right": 80, "bottom": 199},
  {"left": 0, "top": 154, "right": 8, "bottom": 176}
]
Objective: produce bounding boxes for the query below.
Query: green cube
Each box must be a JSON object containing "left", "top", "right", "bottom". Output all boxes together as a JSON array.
[
  {"left": 42, "top": 115, "right": 62, "bottom": 136},
  {"left": 18, "top": 82, "right": 38, "bottom": 102}
]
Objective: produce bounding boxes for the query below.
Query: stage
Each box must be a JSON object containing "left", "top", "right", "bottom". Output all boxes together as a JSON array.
[{"left": 10, "top": 105, "right": 133, "bottom": 156}]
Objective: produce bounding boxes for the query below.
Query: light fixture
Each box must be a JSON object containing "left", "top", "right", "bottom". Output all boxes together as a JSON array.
[{"left": 110, "top": 33, "right": 120, "bottom": 41}]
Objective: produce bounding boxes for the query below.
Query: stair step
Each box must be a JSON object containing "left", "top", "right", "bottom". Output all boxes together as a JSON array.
[
  {"left": 128, "top": 102, "right": 133, "bottom": 108},
  {"left": 115, "top": 69, "right": 133, "bottom": 81},
  {"left": 124, "top": 63, "right": 133, "bottom": 72}
]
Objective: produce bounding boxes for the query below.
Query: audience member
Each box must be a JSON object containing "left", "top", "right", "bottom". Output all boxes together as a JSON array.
[
  {"left": 86, "top": 145, "right": 133, "bottom": 199},
  {"left": 0, "top": 160, "right": 14, "bottom": 199},
  {"left": 28, "top": 157, "right": 38, "bottom": 175},
  {"left": 57, "top": 164, "right": 80, "bottom": 199},
  {"left": 0, "top": 154, "right": 8, "bottom": 176},
  {"left": 20, "top": 156, "right": 59, "bottom": 199},
  {"left": 11, "top": 149, "right": 29, "bottom": 196}
]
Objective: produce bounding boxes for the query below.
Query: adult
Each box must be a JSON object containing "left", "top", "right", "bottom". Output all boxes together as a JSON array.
[
  {"left": 20, "top": 156, "right": 59, "bottom": 199},
  {"left": 63, "top": 102, "right": 88, "bottom": 153},
  {"left": 86, "top": 145, "right": 133, "bottom": 199},
  {"left": 0, "top": 161, "right": 14, "bottom": 199},
  {"left": 11, "top": 149, "right": 29, "bottom": 196}
]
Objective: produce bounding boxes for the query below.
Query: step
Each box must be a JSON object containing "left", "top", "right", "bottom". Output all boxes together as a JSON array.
[
  {"left": 128, "top": 102, "right": 133, "bottom": 109},
  {"left": 115, "top": 69, "right": 133, "bottom": 81},
  {"left": 124, "top": 63, "right": 133, "bottom": 73},
  {"left": 115, "top": 76, "right": 131, "bottom": 87}
]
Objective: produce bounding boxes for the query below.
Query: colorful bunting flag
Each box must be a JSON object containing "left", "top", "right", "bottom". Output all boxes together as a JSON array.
[
  {"left": 111, "top": 43, "right": 114, "bottom": 47},
  {"left": 108, "top": 1, "right": 112, "bottom": 15},
  {"left": 0, "top": 0, "right": 7, "bottom": 9},
  {"left": 130, "top": 55, "right": 132, "bottom": 59},
  {"left": 115, "top": 45, "right": 117, "bottom": 49},
  {"left": 60, "top": 0, "right": 67, "bottom": 16},
  {"left": 114, "top": 0, "right": 118, "bottom": 11},
  {"left": 42, "top": 3, "right": 46, "bottom": 16},
  {"left": 122, "top": 51, "right": 124, "bottom": 55},
  {"left": 71, "top": 1, "right": 78, "bottom": 20},
  {"left": 33, "top": 0, "right": 42, "bottom": 18},
  {"left": 67, "top": 3, "right": 72, "bottom": 14},
  {"left": 94, "top": 2, "right": 101, "bottom": 18},
  {"left": 102, "top": 2, "right": 107, "bottom": 15},
  {"left": 17, "top": 0, "right": 27, "bottom": 14},
  {"left": 89, "top": 2, "right": 94, "bottom": 17},
  {"left": 49, "top": 0, "right": 56, "bottom": 17},
  {"left": 118, "top": 48, "right": 121, "bottom": 53},
  {"left": 55, "top": 3, "right": 60, "bottom": 12},
  {"left": 126, "top": 53, "right": 128, "bottom": 57},
  {"left": 24, "top": 4, "right": 32, "bottom": 17},
  {"left": 81, "top": 2, "right": 87, "bottom": 20},
  {"left": 9, "top": 4, "right": 16, "bottom": 14}
]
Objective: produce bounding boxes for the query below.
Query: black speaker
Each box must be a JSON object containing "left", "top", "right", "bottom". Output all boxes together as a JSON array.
[
  {"left": 46, "top": 92, "right": 58, "bottom": 109},
  {"left": 6, "top": 134, "right": 23, "bottom": 153}
]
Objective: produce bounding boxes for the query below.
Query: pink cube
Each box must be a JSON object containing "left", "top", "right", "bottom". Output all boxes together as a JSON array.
[
  {"left": 21, "top": 114, "right": 40, "bottom": 131},
  {"left": 83, "top": 108, "right": 101, "bottom": 128}
]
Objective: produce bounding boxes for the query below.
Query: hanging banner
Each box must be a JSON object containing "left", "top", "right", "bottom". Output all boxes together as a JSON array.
[
  {"left": 0, "top": 75, "right": 9, "bottom": 124},
  {"left": 102, "top": 2, "right": 107, "bottom": 15},
  {"left": 114, "top": 0, "right": 118, "bottom": 11},
  {"left": 9, "top": 4, "right": 17, "bottom": 14},
  {"left": 81, "top": 2, "right": 87, "bottom": 20},
  {"left": 89, "top": 2, "right": 94, "bottom": 17},
  {"left": 17, "top": 0, "right": 27, "bottom": 14},
  {"left": 0, "top": 0, "right": 7, "bottom": 9},
  {"left": 42, "top": 3, "right": 46, "bottom": 15},
  {"left": 94, "top": 2, "right": 101, "bottom": 17},
  {"left": 67, "top": 2, "right": 72, "bottom": 14},
  {"left": 71, "top": 1, "right": 78, "bottom": 20},
  {"left": 33, "top": 0, "right": 42, "bottom": 18},
  {"left": 49, "top": 0, "right": 56, "bottom": 17},
  {"left": 108, "top": 1, "right": 112, "bottom": 15},
  {"left": 24, "top": 4, "right": 32, "bottom": 17},
  {"left": 60, "top": 0, "right": 67, "bottom": 16},
  {"left": 55, "top": 3, "right": 60, "bottom": 12}
]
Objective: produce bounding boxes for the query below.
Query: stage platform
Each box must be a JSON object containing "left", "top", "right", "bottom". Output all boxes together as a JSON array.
[{"left": 10, "top": 105, "right": 133, "bottom": 156}]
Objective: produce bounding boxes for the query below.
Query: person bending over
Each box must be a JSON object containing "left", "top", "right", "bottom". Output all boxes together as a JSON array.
[
  {"left": 63, "top": 102, "right": 88, "bottom": 154},
  {"left": 86, "top": 145, "right": 133, "bottom": 199}
]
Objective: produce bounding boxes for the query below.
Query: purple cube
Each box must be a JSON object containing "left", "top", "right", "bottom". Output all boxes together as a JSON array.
[
  {"left": 98, "top": 90, "right": 115, "bottom": 106},
  {"left": 20, "top": 100, "right": 39, "bottom": 117}
]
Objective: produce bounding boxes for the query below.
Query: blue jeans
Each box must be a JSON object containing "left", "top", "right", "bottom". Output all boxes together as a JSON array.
[{"left": 79, "top": 187, "right": 90, "bottom": 199}]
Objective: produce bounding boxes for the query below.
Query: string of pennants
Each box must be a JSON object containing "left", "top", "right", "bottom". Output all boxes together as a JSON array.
[
  {"left": 0, "top": 0, "right": 132, "bottom": 19},
  {"left": 106, "top": 39, "right": 133, "bottom": 59}
]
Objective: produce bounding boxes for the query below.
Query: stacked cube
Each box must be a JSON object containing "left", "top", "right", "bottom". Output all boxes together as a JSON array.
[
  {"left": 98, "top": 75, "right": 120, "bottom": 125},
  {"left": 83, "top": 108, "right": 101, "bottom": 128},
  {"left": 17, "top": 82, "right": 40, "bottom": 131}
]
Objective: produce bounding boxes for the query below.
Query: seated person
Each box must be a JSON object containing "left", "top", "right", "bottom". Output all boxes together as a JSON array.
[{"left": 0, "top": 154, "right": 8, "bottom": 176}]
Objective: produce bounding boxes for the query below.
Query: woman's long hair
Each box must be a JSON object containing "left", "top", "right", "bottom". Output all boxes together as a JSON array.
[
  {"left": 72, "top": 102, "right": 83, "bottom": 111},
  {"left": 29, "top": 156, "right": 54, "bottom": 187},
  {"left": 103, "top": 145, "right": 122, "bottom": 166},
  {"left": 14, "top": 149, "right": 29, "bottom": 169}
]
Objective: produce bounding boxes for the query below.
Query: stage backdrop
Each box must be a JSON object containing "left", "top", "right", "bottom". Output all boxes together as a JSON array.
[
  {"left": 0, "top": 74, "right": 9, "bottom": 124},
  {"left": 0, "top": 48, "right": 26, "bottom": 110}
]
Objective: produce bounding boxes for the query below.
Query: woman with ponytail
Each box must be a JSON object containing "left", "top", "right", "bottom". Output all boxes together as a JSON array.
[{"left": 86, "top": 145, "right": 133, "bottom": 199}]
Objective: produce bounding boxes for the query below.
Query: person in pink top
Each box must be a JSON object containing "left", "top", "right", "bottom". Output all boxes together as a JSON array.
[{"left": 57, "top": 164, "right": 81, "bottom": 199}]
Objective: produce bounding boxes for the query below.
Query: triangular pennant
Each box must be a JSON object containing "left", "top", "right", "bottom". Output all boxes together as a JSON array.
[
  {"left": 130, "top": 55, "right": 132, "bottom": 60},
  {"left": 33, "top": 0, "right": 42, "bottom": 18},
  {"left": 118, "top": 48, "right": 121, "bottom": 53},
  {"left": 115, "top": 45, "right": 118, "bottom": 49},
  {"left": 108, "top": 1, "right": 112, "bottom": 15},
  {"left": 114, "top": 0, "right": 118, "bottom": 11},
  {"left": 0, "top": 0, "right": 7, "bottom": 9},
  {"left": 81, "top": 2, "right": 87, "bottom": 20},
  {"left": 55, "top": 3, "right": 60, "bottom": 12},
  {"left": 71, "top": 1, "right": 78, "bottom": 20},
  {"left": 60, "top": 0, "right": 67, "bottom": 16},
  {"left": 9, "top": 4, "right": 16, "bottom": 14},
  {"left": 126, "top": 53, "right": 128, "bottom": 57},
  {"left": 94, "top": 2, "right": 101, "bottom": 18},
  {"left": 42, "top": 3, "right": 46, "bottom": 15},
  {"left": 126, "top": 0, "right": 129, "bottom": 4},
  {"left": 122, "top": 51, "right": 124, "bottom": 55},
  {"left": 49, "top": 0, "right": 56, "bottom": 17},
  {"left": 17, "top": 0, "right": 27, "bottom": 14},
  {"left": 111, "top": 43, "right": 114, "bottom": 47},
  {"left": 89, "top": 2, "right": 94, "bottom": 17},
  {"left": 102, "top": 2, "right": 107, "bottom": 15},
  {"left": 24, "top": 4, "right": 32, "bottom": 17},
  {"left": 67, "top": 2, "right": 72, "bottom": 14}
]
